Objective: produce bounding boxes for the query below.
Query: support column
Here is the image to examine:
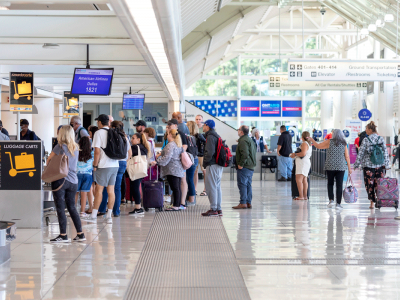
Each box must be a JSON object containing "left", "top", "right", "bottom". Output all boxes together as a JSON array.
[
  {"left": 320, "top": 91, "right": 332, "bottom": 131},
  {"left": 33, "top": 97, "right": 54, "bottom": 152},
  {"left": 340, "top": 91, "right": 353, "bottom": 128},
  {"left": 237, "top": 55, "right": 241, "bottom": 129},
  {"left": 301, "top": 90, "right": 306, "bottom": 132}
]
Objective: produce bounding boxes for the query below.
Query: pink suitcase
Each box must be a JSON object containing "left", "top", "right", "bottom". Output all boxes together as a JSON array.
[{"left": 375, "top": 177, "right": 399, "bottom": 210}]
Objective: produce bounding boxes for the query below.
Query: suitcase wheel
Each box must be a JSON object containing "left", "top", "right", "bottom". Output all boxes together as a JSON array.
[
  {"left": 158, "top": 207, "right": 163, "bottom": 212},
  {"left": 144, "top": 208, "right": 149, "bottom": 212}
]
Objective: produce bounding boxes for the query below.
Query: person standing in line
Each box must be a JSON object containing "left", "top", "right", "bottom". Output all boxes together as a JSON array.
[
  {"left": 354, "top": 132, "right": 360, "bottom": 154},
  {"left": 308, "top": 129, "right": 352, "bottom": 209},
  {"left": 20, "top": 119, "right": 40, "bottom": 140},
  {"left": 186, "top": 121, "right": 199, "bottom": 206},
  {"left": 172, "top": 111, "right": 190, "bottom": 135},
  {"left": 232, "top": 125, "right": 256, "bottom": 209},
  {"left": 201, "top": 120, "right": 224, "bottom": 217},
  {"left": 82, "top": 114, "right": 119, "bottom": 225},
  {"left": 48, "top": 125, "right": 85, "bottom": 242},
  {"left": 195, "top": 114, "right": 207, "bottom": 196},
  {"left": 251, "top": 128, "right": 271, "bottom": 153},
  {"left": 289, "top": 131, "right": 312, "bottom": 201},
  {"left": 277, "top": 125, "right": 293, "bottom": 182},
  {"left": 151, "top": 129, "right": 185, "bottom": 211},
  {"left": 354, "top": 121, "right": 390, "bottom": 209},
  {"left": 129, "top": 132, "right": 151, "bottom": 215},
  {"left": 70, "top": 116, "right": 89, "bottom": 143},
  {"left": 142, "top": 127, "right": 157, "bottom": 182},
  {"left": 0, "top": 120, "right": 9, "bottom": 137},
  {"left": 134, "top": 120, "right": 146, "bottom": 134}
]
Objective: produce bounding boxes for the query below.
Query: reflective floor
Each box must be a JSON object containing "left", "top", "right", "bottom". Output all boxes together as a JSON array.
[{"left": 1, "top": 170, "right": 400, "bottom": 299}]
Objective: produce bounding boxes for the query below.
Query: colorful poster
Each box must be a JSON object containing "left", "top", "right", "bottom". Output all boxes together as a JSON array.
[
  {"left": 63, "top": 91, "right": 80, "bottom": 118},
  {"left": 345, "top": 120, "right": 362, "bottom": 144},
  {"left": 349, "top": 144, "right": 357, "bottom": 165},
  {"left": 218, "top": 100, "right": 237, "bottom": 117},
  {"left": 9, "top": 72, "right": 34, "bottom": 112},
  {"left": 188, "top": 100, "right": 217, "bottom": 116},
  {"left": 261, "top": 100, "right": 281, "bottom": 117},
  {"left": 282, "top": 100, "right": 302, "bottom": 117},
  {"left": 241, "top": 100, "right": 260, "bottom": 117}
]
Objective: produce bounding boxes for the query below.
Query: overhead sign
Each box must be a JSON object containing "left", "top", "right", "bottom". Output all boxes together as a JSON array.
[
  {"left": 0, "top": 141, "right": 42, "bottom": 190},
  {"left": 269, "top": 73, "right": 366, "bottom": 90},
  {"left": 314, "top": 130, "right": 322, "bottom": 138},
  {"left": 358, "top": 109, "right": 372, "bottom": 121},
  {"left": 282, "top": 101, "right": 302, "bottom": 117},
  {"left": 63, "top": 91, "right": 80, "bottom": 118},
  {"left": 9, "top": 72, "right": 34, "bottom": 112},
  {"left": 288, "top": 59, "right": 400, "bottom": 81},
  {"left": 261, "top": 100, "right": 281, "bottom": 117},
  {"left": 241, "top": 100, "right": 260, "bottom": 117}
]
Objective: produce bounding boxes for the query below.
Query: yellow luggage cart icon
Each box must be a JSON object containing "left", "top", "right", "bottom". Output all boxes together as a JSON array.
[
  {"left": 65, "top": 97, "right": 79, "bottom": 110},
  {"left": 11, "top": 81, "right": 32, "bottom": 100},
  {"left": 6, "top": 152, "right": 35, "bottom": 177}
]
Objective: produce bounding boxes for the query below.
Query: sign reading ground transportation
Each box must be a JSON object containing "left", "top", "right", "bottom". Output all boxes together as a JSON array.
[
  {"left": 282, "top": 101, "right": 302, "bottom": 117},
  {"left": 9, "top": 72, "right": 34, "bottom": 112},
  {"left": 269, "top": 73, "right": 366, "bottom": 90},
  {"left": 261, "top": 100, "right": 281, "bottom": 117},
  {"left": 241, "top": 100, "right": 260, "bottom": 117},
  {"left": 0, "top": 141, "right": 42, "bottom": 190},
  {"left": 63, "top": 91, "right": 80, "bottom": 118},
  {"left": 288, "top": 59, "right": 400, "bottom": 82}
]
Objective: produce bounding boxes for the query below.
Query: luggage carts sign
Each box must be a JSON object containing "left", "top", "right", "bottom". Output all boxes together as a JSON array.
[
  {"left": 0, "top": 141, "right": 42, "bottom": 190},
  {"left": 9, "top": 72, "right": 34, "bottom": 112},
  {"left": 288, "top": 59, "right": 400, "bottom": 82},
  {"left": 63, "top": 91, "right": 80, "bottom": 118}
]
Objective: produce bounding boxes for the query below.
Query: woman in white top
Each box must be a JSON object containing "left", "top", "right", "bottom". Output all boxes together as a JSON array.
[{"left": 289, "top": 131, "right": 312, "bottom": 200}]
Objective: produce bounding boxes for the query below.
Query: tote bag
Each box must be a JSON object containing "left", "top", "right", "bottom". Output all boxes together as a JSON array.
[
  {"left": 181, "top": 149, "right": 194, "bottom": 170},
  {"left": 127, "top": 145, "right": 148, "bottom": 181},
  {"left": 41, "top": 146, "right": 69, "bottom": 191},
  {"left": 343, "top": 174, "right": 358, "bottom": 204}
]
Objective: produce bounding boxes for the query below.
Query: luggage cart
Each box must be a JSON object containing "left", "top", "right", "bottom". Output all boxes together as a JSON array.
[
  {"left": 6, "top": 152, "right": 36, "bottom": 177},
  {"left": 11, "top": 81, "right": 32, "bottom": 100}
]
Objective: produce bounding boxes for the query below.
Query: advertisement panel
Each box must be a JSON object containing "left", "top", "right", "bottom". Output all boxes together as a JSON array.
[
  {"left": 282, "top": 101, "right": 302, "bottom": 117},
  {"left": 345, "top": 120, "right": 362, "bottom": 144},
  {"left": 241, "top": 100, "right": 260, "bottom": 117},
  {"left": 288, "top": 59, "right": 400, "bottom": 81},
  {"left": 261, "top": 100, "right": 281, "bottom": 117},
  {"left": 9, "top": 72, "right": 34, "bottom": 112},
  {"left": 188, "top": 100, "right": 217, "bottom": 116},
  {"left": 63, "top": 91, "right": 80, "bottom": 118},
  {"left": 218, "top": 100, "right": 237, "bottom": 117}
]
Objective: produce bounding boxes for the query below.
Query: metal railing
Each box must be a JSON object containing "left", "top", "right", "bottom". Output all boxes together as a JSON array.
[{"left": 311, "top": 147, "right": 327, "bottom": 178}]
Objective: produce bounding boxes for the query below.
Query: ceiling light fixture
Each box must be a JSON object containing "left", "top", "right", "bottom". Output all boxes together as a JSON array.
[
  {"left": 0, "top": 6, "right": 9, "bottom": 10},
  {"left": 360, "top": 25, "right": 369, "bottom": 35},
  {"left": 385, "top": 13, "right": 394, "bottom": 22},
  {"left": 42, "top": 43, "right": 60, "bottom": 49},
  {"left": 376, "top": 18, "right": 385, "bottom": 27},
  {"left": 368, "top": 23, "right": 377, "bottom": 32},
  {"left": 125, "top": 0, "right": 179, "bottom": 101}
]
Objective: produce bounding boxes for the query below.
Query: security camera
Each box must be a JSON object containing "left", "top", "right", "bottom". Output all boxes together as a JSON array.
[{"left": 320, "top": 7, "right": 326, "bottom": 15}]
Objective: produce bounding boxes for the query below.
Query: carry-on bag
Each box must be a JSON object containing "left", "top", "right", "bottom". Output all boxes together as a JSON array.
[
  {"left": 142, "top": 167, "right": 164, "bottom": 212},
  {"left": 127, "top": 145, "right": 148, "bottom": 181},
  {"left": 291, "top": 163, "right": 310, "bottom": 199},
  {"left": 375, "top": 177, "right": 399, "bottom": 209},
  {"left": 41, "top": 148, "right": 69, "bottom": 192},
  {"left": 343, "top": 174, "right": 358, "bottom": 204}
]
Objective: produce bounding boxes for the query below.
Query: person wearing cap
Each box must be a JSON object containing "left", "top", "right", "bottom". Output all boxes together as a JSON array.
[
  {"left": 20, "top": 119, "right": 40, "bottom": 140},
  {"left": 172, "top": 112, "right": 190, "bottom": 135},
  {"left": 0, "top": 120, "right": 9, "bottom": 137},
  {"left": 70, "top": 116, "right": 89, "bottom": 143},
  {"left": 82, "top": 114, "right": 119, "bottom": 225},
  {"left": 201, "top": 120, "right": 224, "bottom": 217},
  {"left": 134, "top": 120, "right": 146, "bottom": 134}
]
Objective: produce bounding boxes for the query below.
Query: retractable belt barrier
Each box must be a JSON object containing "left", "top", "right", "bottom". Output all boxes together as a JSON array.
[{"left": 311, "top": 147, "right": 327, "bottom": 178}]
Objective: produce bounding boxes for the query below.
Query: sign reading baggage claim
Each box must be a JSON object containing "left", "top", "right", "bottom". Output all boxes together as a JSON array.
[
  {"left": 9, "top": 72, "right": 34, "bottom": 112},
  {"left": 268, "top": 73, "right": 366, "bottom": 90},
  {"left": 63, "top": 91, "right": 80, "bottom": 118},
  {"left": 287, "top": 59, "right": 400, "bottom": 82}
]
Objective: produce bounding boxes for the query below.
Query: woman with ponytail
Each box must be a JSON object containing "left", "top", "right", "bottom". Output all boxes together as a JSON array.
[{"left": 151, "top": 129, "right": 185, "bottom": 211}]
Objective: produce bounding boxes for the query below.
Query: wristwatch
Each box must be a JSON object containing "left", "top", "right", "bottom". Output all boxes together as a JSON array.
[{"left": 93, "top": 165, "right": 98, "bottom": 169}]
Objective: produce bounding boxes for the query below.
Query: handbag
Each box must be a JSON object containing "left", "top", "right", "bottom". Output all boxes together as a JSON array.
[
  {"left": 127, "top": 145, "right": 148, "bottom": 181},
  {"left": 343, "top": 174, "right": 358, "bottom": 204},
  {"left": 41, "top": 146, "right": 69, "bottom": 192},
  {"left": 181, "top": 149, "right": 194, "bottom": 170}
]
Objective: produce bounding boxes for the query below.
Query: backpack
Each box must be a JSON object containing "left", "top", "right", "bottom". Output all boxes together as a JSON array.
[
  {"left": 77, "top": 127, "right": 88, "bottom": 141},
  {"left": 101, "top": 128, "right": 127, "bottom": 160},
  {"left": 186, "top": 134, "right": 198, "bottom": 157},
  {"left": 216, "top": 137, "right": 232, "bottom": 167},
  {"left": 366, "top": 136, "right": 384, "bottom": 165}
]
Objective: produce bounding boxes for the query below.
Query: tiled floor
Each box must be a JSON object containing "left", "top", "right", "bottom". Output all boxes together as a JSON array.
[{"left": 1, "top": 170, "right": 400, "bottom": 299}]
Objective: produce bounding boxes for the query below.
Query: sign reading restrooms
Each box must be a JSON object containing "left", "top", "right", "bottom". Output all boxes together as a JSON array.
[
  {"left": 287, "top": 60, "right": 400, "bottom": 81},
  {"left": 63, "top": 91, "right": 80, "bottom": 118},
  {"left": 9, "top": 72, "right": 34, "bottom": 112}
]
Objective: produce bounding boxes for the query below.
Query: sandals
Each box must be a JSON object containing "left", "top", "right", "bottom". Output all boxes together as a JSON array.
[
  {"left": 85, "top": 210, "right": 92, "bottom": 214},
  {"left": 293, "top": 197, "right": 305, "bottom": 201},
  {"left": 200, "top": 191, "right": 207, "bottom": 196},
  {"left": 165, "top": 207, "right": 180, "bottom": 211}
]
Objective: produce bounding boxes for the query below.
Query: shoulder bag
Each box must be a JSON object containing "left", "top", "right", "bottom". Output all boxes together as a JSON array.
[
  {"left": 41, "top": 146, "right": 69, "bottom": 191},
  {"left": 127, "top": 145, "right": 148, "bottom": 181},
  {"left": 181, "top": 148, "right": 194, "bottom": 170},
  {"left": 343, "top": 174, "right": 358, "bottom": 204}
]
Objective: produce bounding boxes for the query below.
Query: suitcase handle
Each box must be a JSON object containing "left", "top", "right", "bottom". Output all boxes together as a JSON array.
[{"left": 21, "top": 153, "right": 28, "bottom": 156}]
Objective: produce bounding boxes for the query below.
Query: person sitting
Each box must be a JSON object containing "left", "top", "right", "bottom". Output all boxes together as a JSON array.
[{"left": 251, "top": 128, "right": 271, "bottom": 153}]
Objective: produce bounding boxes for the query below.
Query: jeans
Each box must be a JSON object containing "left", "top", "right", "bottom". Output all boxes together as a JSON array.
[
  {"left": 52, "top": 179, "right": 81, "bottom": 235},
  {"left": 205, "top": 164, "right": 223, "bottom": 211},
  {"left": 167, "top": 175, "right": 181, "bottom": 207},
  {"left": 99, "top": 161, "right": 127, "bottom": 215},
  {"left": 130, "top": 178, "right": 143, "bottom": 205},
  {"left": 326, "top": 170, "right": 345, "bottom": 204},
  {"left": 278, "top": 156, "right": 293, "bottom": 179},
  {"left": 237, "top": 168, "right": 254, "bottom": 204},
  {"left": 186, "top": 157, "right": 198, "bottom": 197}
]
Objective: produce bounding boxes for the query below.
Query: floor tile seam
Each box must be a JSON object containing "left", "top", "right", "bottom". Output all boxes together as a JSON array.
[
  {"left": 40, "top": 223, "right": 108, "bottom": 299},
  {"left": 14, "top": 230, "right": 42, "bottom": 247}
]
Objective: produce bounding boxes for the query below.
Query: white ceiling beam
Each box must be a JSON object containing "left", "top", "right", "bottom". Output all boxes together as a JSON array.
[
  {"left": 0, "top": 60, "right": 146, "bottom": 65},
  {"left": 244, "top": 29, "right": 358, "bottom": 35},
  {"left": 0, "top": 10, "right": 115, "bottom": 16},
  {"left": 322, "top": 35, "right": 342, "bottom": 50},
  {"left": 226, "top": 1, "right": 321, "bottom": 6},
  {"left": 234, "top": 49, "right": 340, "bottom": 53},
  {"left": 344, "top": 37, "right": 368, "bottom": 51},
  {"left": 280, "top": 35, "right": 295, "bottom": 49},
  {"left": 297, "top": 8, "right": 321, "bottom": 29},
  {"left": 0, "top": 38, "right": 132, "bottom": 45}
]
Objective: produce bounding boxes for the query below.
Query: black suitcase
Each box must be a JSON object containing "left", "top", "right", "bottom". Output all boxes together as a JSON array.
[
  {"left": 291, "top": 163, "right": 310, "bottom": 199},
  {"left": 142, "top": 170, "right": 164, "bottom": 212}
]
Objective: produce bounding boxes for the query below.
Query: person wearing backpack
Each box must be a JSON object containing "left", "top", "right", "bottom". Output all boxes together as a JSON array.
[
  {"left": 20, "top": 119, "right": 40, "bottom": 140},
  {"left": 201, "top": 120, "right": 224, "bottom": 217},
  {"left": 354, "top": 121, "right": 390, "bottom": 209},
  {"left": 70, "top": 116, "right": 89, "bottom": 143}
]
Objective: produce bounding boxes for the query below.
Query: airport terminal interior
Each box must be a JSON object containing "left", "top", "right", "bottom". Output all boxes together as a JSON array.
[{"left": 2, "top": 0, "right": 400, "bottom": 299}]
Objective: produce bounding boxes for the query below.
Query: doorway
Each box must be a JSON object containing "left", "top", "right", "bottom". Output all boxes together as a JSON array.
[{"left": 83, "top": 112, "right": 92, "bottom": 129}]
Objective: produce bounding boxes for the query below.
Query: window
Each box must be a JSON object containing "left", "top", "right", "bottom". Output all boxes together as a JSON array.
[
  {"left": 306, "top": 99, "right": 321, "bottom": 118},
  {"left": 241, "top": 79, "right": 260, "bottom": 96},
  {"left": 207, "top": 58, "right": 238, "bottom": 76},
  {"left": 241, "top": 58, "right": 260, "bottom": 76},
  {"left": 217, "top": 79, "right": 237, "bottom": 96}
]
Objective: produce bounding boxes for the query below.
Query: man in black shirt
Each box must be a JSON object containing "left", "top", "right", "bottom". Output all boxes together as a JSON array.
[{"left": 277, "top": 125, "right": 293, "bottom": 181}]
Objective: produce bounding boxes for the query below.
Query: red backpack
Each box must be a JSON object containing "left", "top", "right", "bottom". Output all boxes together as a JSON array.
[{"left": 216, "top": 137, "right": 232, "bottom": 167}]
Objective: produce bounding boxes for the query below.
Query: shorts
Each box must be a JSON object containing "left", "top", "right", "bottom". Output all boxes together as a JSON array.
[
  {"left": 197, "top": 157, "right": 205, "bottom": 172},
  {"left": 93, "top": 167, "right": 118, "bottom": 187},
  {"left": 77, "top": 173, "right": 93, "bottom": 192}
]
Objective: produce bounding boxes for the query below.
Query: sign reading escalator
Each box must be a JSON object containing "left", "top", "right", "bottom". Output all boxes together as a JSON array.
[
  {"left": 0, "top": 141, "right": 42, "bottom": 190},
  {"left": 9, "top": 72, "right": 34, "bottom": 112}
]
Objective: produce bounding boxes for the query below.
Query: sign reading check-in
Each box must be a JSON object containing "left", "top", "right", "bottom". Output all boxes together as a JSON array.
[
  {"left": 0, "top": 141, "right": 42, "bottom": 190},
  {"left": 288, "top": 60, "right": 400, "bottom": 81}
]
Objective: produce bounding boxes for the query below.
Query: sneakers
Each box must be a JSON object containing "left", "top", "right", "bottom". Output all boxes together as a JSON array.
[
  {"left": 217, "top": 210, "right": 223, "bottom": 216},
  {"left": 278, "top": 177, "right": 287, "bottom": 182},
  {"left": 186, "top": 201, "right": 196, "bottom": 207},
  {"left": 327, "top": 201, "right": 334, "bottom": 208},
  {"left": 73, "top": 233, "right": 86, "bottom": 242},
  {"left": 129, "top": 208, "right": 144, "bottom": 215},
  {"left": 81, "top": 215, "right": 97, "bottom": 223},
  {"left": 104, "top": 217, "right": 113, "bottom": 224},
  {"left": 50, "top": 235, "right": 70, "bottom": 243},
  {"left": 201, "top": 210, "right": 219, "bottom": 217},
  {"left": 336, "top": 204, "right": 343, "bottom": 210},
  {"left": 80, "top": 212, "right": 88, "bottom": 218}
]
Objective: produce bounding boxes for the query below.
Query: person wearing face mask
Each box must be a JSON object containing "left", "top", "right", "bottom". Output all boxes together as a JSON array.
[{"left": 20, "top": 119, "right": 40, "bottom": 140}]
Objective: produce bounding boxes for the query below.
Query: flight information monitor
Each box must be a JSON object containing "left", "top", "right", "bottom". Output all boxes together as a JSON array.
[
  {"left": 122, "top": 94, "right": 145, "bottom": 110},
  {"left": 71, "top": 68, "right": 114, "bottom": 96}
]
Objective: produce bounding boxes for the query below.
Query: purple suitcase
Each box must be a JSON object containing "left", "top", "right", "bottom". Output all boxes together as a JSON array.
[
  {"left": 142, "top": 168, "right": 164, "bottom": 212},
  {"left": 375, "top": 177, "right": 399, "bottom": 210}
]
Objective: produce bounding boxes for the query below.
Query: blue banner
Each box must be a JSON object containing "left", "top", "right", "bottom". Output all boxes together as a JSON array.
[
  {"left": 241, "top": 100, "right": 260, "bottom": 117},
  {"left": 218, "top": 100, "right": 237, "bottom": 117},
  {"left": 188, "top": 100, "right": 217, "bottom": 116},
  {"left": 282, "top": 100, "right": 302, "bottom": 117},
  {"left": 261, "top": 100, "right": 281, "bottom": 117}
]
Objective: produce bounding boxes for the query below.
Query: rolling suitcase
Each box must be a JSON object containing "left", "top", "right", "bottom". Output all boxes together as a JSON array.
[
  {"left": 142, "top": 169, "right": 164, "bottom": 212},
  {"left": 375, "top": 177, "right": 399, "bottom": 210},
  {"left": 291, "top": 163, "right": 310, "bottom": 199}
]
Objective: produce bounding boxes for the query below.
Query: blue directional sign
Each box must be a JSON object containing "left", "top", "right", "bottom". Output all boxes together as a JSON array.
[
  {"left": 314, "top": 130, "right": 322, "bottom": 138},
  {"left": 288, "top": 129, "right": 295, "bottom": 137},
  {"left": 358, "top": 109, "right": 372, "bottom": 121},
  {"left": 343, "top": 129, "right": 350, "bottom": 138}
]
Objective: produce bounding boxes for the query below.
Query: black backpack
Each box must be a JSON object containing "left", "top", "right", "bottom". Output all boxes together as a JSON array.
[
  {"left": 101, "top": 128, "right": 127, "bottom": 160},
  {"left": 186, "top": 134, "right": 198, "bottom": 157},
  {"left": 262, "top": 156, "right": 277, "bottom": 173}
]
